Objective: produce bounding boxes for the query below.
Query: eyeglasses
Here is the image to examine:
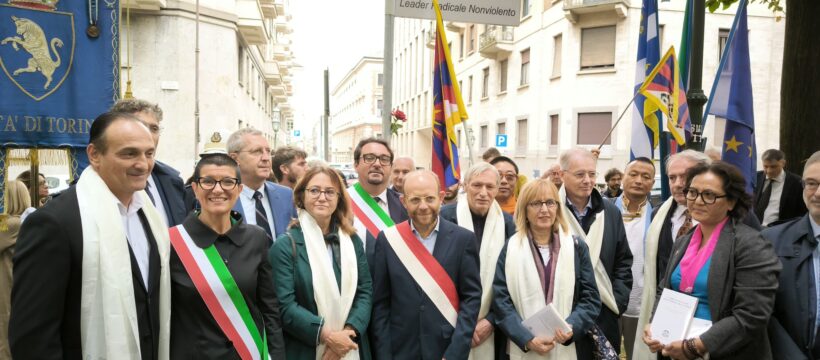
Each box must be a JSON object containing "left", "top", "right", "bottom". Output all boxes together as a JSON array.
[
  {"left": 803, "top": 179, "right": 820, "bottom": 192},
  {"left": 684, "top": 188, "right": 727, "bottom": 205},
  {"left": 570, "top": 171, "right": 598, "bottom": 180},
  {"left": 527, "top": 199, "right": 559, "bottom": 210},
  {"left": 306, "top": 187, "right": 338, "bottom": 200},
  {"left": 405, "top": 196, "right": 439, "bottom": 206},
  {"left": 196, "top": 177, "right": 240, "bottom": 190},
  {"left": 499, "top": 172, "right": 517, "bottom": 183},
  {"left": 240, "top": 147, "right": 272, "bottom": 157},
  {"left": 361, "top": 153, "right": 392, "bottom": 166}
]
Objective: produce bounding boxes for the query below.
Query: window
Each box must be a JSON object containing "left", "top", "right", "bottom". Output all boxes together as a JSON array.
[
  {"left": 459, "top": 33, "right": 464, "bottom": 59},
  {"left": 237, "top": 47, "right": 245, "bottom": 86},
  {"left": 377, "top": 73, "right": 384, "bottom": 86},
  {"left": 499, "top": 59, "right": 508, "bottom": 92},
  {"left": 497, "top": 122, "right": 506, "bottom": 135},
  {"left": 659, "top": 25, "right": 665, "bottom": 49},
  {"left": 522, "top": 0, "right": 531, "bottom": 17},
  {"left": 552, "top": 34, "right": 562, "bottom": 78},
  {"left": 468, "top": 24, "right": 476, "bottom": 53},
  {"left": 580, "top": 26, "right": 616, "bottom": 70},
  {"left": 480, "top": 125, "right": 488, "bottom": 148},
  {"left": 377, "top": 99, "right": 383, "bottom": 111},
  {"left": 550, "top": 114, "right": 559, "bottom": 146},
  {"left": 718, "top": 28, "right": 730, "bottom": 61},
  {"left": 482, "top": 67, "right": 490, "bottom": 98},
  {"left": 577, "top": 112, "right": 612, "bottom": 145},
  {"left": 468, "top": 75, "right": 473, "bottom": 103},
  {"left": 520, "top": 49, "right": 530, "bottom": 86},
  {"left": 517, "top": 119, "right": 528, "bottom": 149}
]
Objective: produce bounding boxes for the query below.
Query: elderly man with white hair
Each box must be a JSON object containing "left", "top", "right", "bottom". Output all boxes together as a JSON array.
[
  {"left": 440, "top": 162, "right": 516, "bottom": 359},
  {"left": 558, "top": 147, "right": 633, "bottom": 357}
]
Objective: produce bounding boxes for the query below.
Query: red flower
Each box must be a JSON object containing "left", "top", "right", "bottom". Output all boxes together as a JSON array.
[{"left": 391, "top": 109, "right": 407, "bottom": 122}]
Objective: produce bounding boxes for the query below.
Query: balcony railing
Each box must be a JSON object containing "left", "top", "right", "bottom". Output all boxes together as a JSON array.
[
  {"left": 564, "top": 0, "right": 628, "bottom": 22},
  {"left": 479, "top": 26, "right": 514, "bottom": 57}
]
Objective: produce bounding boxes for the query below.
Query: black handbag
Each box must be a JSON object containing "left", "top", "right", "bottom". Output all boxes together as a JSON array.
[{"left": 588, "top": 324, "right": 619, "bottom": 360}]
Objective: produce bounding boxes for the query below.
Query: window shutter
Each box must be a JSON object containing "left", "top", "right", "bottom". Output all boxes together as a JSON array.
[{"left": 580, "top": 26, "right": 616, "bottom": 69}]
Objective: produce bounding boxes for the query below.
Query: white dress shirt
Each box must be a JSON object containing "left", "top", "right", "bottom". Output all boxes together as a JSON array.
[
  {"left": 240, "top": 184, "right": 276, "bottom": 232},
  {"left": 762, "top": 170, "right": 786, "bottom": 226},
  {"left": 671, "top": 204, "right": 699, "bottom": 241},
  {"left": 146, "top": 174, "right": 169, "bottom": 227},
  {"left": 118, "top": 194, "right": 150, "bottom": 287},
  {"left": 373, "top": 188, "right": 390, "bottom": 214}
]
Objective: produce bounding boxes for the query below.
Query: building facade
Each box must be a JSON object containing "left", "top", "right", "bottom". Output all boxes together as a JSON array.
[
  {"left": 391, "top": 0, "right": 784, "bottom": 179},
  {"left": 120, "top": 0, "right": 295, "bottom": 177},
  {"left": 330, "top": 56, "right": 384, "bottom": 164}
]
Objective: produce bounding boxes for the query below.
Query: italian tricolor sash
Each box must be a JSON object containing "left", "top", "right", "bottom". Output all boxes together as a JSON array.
[
  {"left": 169, "top": 225, "right": 268, "bottom": 360},
  {"left": 348, "top": 183, "right": 395, "bottom": 238},
  {"left": 383, "top": 221, "right": 459, "bottom": 326}
]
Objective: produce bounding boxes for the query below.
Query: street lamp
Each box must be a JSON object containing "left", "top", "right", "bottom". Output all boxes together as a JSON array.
[{"left": 272, "top": 106, "right": 281, "bottom": 148}]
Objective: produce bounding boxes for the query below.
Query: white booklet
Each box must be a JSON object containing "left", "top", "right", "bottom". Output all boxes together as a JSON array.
[
  {"left": 522, "top": 303, "right": 572, "bottom": 338},
  {"left": 650, "top": 288, "right": 699, "bottom": 345}
]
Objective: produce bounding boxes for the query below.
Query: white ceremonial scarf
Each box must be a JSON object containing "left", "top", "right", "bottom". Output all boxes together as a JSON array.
[
  {"left": 506, "top": 230, "right": 576, "bottom": 360},
  {"left": 456, "top": 195, "right": 506, "bottom": 360},
  {"left": 631, "top": 197, "right": 675, "bottom": 360},
  {"left": 77, "top": 167, "right": 171, "bottom": 360},
  {"left": 558, "top": 186, "right": 618, "bottom": 314},
  {"left": 299, "top": 210, "right": 359, "bottom": 360}
]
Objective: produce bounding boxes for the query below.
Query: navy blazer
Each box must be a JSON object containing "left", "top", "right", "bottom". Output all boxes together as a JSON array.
[
  {"left": 363, "top": 187, "right": 409, "bottom": 266},
  {"left": 152, "top": 160, "right": 188, "bottom": 226},
  {"left": 763, "top": 215, "right": 816, "bottom": 360},
  {"left": 492, "top": 236, "right": 601, "bottom": 360},
  {"left": 231, "top": 181, "right": 297, "bottom": 238},
  {"left": 755, "top": 170, "right": 808, "bottom": 226},
  {"left": 370, "top": 218, "right": 482, "bottom": 360}
]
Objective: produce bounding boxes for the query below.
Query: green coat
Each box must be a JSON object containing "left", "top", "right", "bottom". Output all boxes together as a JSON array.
[{"left": 270, "top": 227, "right": 372, "bottom": 360}]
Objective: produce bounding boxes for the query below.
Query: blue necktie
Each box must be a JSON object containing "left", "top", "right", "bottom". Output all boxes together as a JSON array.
[{"left": 253, "top": 191, "right": 273, "bottom": 242}]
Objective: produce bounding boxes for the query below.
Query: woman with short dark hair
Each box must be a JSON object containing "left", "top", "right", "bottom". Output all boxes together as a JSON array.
[{"left": 643, "top": 162, "right": 781, "bottom": 359}]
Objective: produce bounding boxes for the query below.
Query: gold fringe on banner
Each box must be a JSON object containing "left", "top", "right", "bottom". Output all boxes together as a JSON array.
[{"left": 7, "top": 149, "right": 71, "bottom": 167}]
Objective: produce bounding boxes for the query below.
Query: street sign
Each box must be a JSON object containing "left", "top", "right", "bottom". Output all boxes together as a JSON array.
[
  {"left": 392, "top": 0, "right": 522, "bottom": 26},
  {"left": 495, "top": 134, "right": 508, "bottom": 148}
]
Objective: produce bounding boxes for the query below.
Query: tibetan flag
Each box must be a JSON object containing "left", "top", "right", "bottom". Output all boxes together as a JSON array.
[
  {"left": 431, "top": 0, "right": 467, "bottom": 190},
  {"left": 638, "top": 47, "right": 692, "bottom": 147},
  {"left": 629, "top": 0, "right": 662, "bottom": 160},
  {"left": 705, "top": 0, "right": 756, "bottom": 193}
]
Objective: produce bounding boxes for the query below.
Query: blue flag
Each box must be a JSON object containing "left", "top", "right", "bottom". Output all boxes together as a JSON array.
[
  {"left": 629, "top": 0, "right": 661, "bottom": 160},
  {"left": 705, "top": 0, "right": 756, "bottom": 193}
]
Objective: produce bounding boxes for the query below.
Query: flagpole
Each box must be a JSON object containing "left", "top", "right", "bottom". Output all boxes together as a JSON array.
[
  {"left": 382, "top": 0, "right": 395, "bottom": 145},
  {"left": 598, "top": 92, "right": 640, "bottom": 151},
  {"left": 462, "top": 122, "right": 475, "bottom": 167}
]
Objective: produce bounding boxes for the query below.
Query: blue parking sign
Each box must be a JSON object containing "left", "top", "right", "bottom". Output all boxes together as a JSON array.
[{"left": 495, "top": 134, "right": 508, "bottom": 148}]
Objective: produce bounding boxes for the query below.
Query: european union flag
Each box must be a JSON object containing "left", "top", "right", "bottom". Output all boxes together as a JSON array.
[
  {"left": 705, "top": 0, "right": 756, "bottom": 193},
  {"left": 629, "top": 0, "right": 661, "bottom": 160},
  {"left": 431, "top": 0, "right": 467, "bottom": 190}
]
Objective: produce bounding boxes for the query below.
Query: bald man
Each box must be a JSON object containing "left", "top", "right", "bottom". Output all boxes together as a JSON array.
[
  {"left": 371, "top": 170, "right": 481, "bottom": 360},
  {"left": 390, "top": 156, "right": 415, "bottom": 194}
]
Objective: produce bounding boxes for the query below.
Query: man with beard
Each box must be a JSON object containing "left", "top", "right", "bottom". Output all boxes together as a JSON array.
[
  {"left": 371, "top": 170, "right": 481, "bottom": 360},
  {"left": 603, "top": 168, "right": 624, "bottom": 199},
  {"left": 558, "top": 147, "right": 633, "bottom": 357},
  {"left": 611, "top": 158, "right": 655, "bottom": 359},
  {"left": 349, "top": 138, "right": 409, "bottom": 266},
  {"left": 490, "top": 156, "right": 520, "bottom": 214},
  {"left": 227, "top": 128, "right": 296, "bottom": 242},
  {"left": 271, "top": 146, "right": 308, "bottom": 189},
  {"left": 390, "top": 156, "right": 415, "bottom": 194},
  {"left": 440, "top": 162, "right": 516, "bottom": 359},
  {"left": 443, "top": 182, "right": 460, "bottom": 205}
]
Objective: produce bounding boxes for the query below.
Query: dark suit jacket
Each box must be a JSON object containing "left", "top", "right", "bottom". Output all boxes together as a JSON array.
[
  {"left": 439, "top": 202, "right": 515, "bottom": 359},
  {"left": 370, "top": 219, "right": 482, "bottom": 360},
  {"left": 170, "top": 213, "right": 285, "bottom": 359},
  {"left": 755, "top": 170, "right": 808, "bottom": 226},
  {"left": 271, "top": 227, "right": 372, "bottom": 360},
  {"left": 656, "top": 218, "right": 781, "bottom": 359},
  {"left": 364, "top": 187, "right": 409, "bottom": 267},
  {"left": 492, "top": 236, "right": 601, "bottom": 360},
  {"left": 763, "top": 215, "right": 816, "bottom": 360},
  {"left": 9, "top": 187, "right": 161, "bottom": 360},
  {"left": 232, "top": 181, "right": 297, "bottom": 238},
  {"left": 567, "top": 189, "right": 633, "bottom": 351},
  {"left": 152, "top": 160, "right": 188, "bottom": 226}
]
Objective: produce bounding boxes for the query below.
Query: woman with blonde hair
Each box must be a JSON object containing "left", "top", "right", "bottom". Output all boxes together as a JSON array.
[
  {"left": 0, "top": 180, "right": 31, "bottom": 358},
  {"left": 493, "top": 179, "right": 601, "bottom": 359},
  {"left": 270, "top": 166, "right": 372, "bottom": 360}
]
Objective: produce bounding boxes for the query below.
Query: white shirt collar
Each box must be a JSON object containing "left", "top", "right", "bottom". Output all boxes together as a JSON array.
[
  {"left": 374, "top": 188, "right": 388, "bottom": 203},
  {"left": 771, "top": 170, "right": 786, "bottom": 182},
  {"left": 117, "top": 193, "right": 145, "bottom": 217},
  {"left": 241, "top": 182, "right": 266, "bottom": 200}
]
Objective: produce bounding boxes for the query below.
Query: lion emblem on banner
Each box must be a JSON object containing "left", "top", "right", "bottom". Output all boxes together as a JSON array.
[{"left": 1, "top": 16, "right": 62, "bottom": 89}]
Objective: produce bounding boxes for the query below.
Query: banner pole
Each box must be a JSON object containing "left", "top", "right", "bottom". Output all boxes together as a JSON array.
[{"left": 598, "top": 92, "right": 639, "bottom": 151}]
